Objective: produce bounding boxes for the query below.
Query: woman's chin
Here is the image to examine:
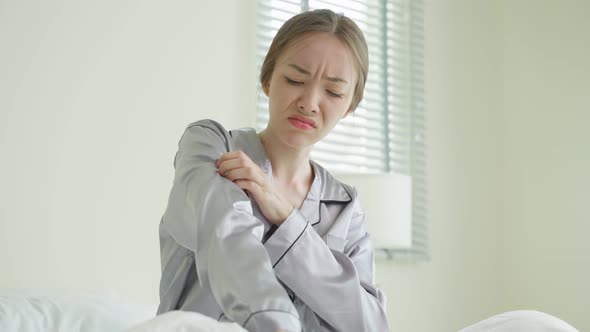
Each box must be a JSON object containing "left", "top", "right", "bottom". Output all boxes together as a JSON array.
[{"left": 281, "top": 134, "right": 315, "bottom": 150}]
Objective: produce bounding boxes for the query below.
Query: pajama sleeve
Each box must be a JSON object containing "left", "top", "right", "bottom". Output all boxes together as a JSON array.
[
  {"left": 263, "top": 190, "right": 390, "bottom": 331},
  {"left": 161, "top": 119, "right": 301, "bottom": 332}
]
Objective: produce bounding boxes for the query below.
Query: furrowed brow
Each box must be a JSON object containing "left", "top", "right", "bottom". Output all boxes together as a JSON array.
[
  {"left": 288, "top": 63, "right": 310, "bottom": 75},
  {"left": 287, "top": 63, "right": 348, "bottom": 84}
]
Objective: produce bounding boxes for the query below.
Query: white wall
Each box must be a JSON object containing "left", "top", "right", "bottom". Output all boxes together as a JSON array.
[
  {"left": 0, "top": 0, "right": 257, "bottom": 302},
  {"left": 502, "top": 1, "right": 590, "bottom": 330},
  {"left": 376, "top": 1, "right": 504, "bottom": 331},
  {"left": 378, "top": 2, "right": 590, "bottom": 330}
]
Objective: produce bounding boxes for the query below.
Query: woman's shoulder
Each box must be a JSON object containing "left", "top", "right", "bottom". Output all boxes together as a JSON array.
[
  {"left": 185, "top": 119, "right": 229, "bottom": 135},
  {"left": 183, "top": 119, "right": 256, "bottom": 140},
  {"left": 174, "top": 119, "right": 234, "bottom": 154},
  {"left": 178, "top": 119, "right": 259, "bottom": 158}
]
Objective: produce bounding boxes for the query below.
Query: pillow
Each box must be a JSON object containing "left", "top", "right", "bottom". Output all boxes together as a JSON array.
[
  {"left": 459, "top": 310, "right": 579, "bottom": 332},
  {"left": 0, "top": 289, "right": 157, "bottom": 332}
]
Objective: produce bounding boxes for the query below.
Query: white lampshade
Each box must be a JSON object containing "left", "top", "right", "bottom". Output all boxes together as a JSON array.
[{"left": 334, "top": 172, "right": 412, "bottom": 249}]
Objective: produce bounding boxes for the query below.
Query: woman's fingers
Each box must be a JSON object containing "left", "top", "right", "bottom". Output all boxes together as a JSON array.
[
  {"left": 216, "top": 151, "right": 252, "bottom": 172},
  {"left": 216, "top": 150, "right": 248, "bottom": 167},
  {"left": 216, "top": 157, "right": 245, "bottom": 176},
  {"left": 216, "top": 151, "right": 291, "bottom": 225},
  {"left": 216, "top": 151, "right": 268, "bottom": 186},
  {"left": 222, "top": 167, "right": 267, "bottom": 187}
]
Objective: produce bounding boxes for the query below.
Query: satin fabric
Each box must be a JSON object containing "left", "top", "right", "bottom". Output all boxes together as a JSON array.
[{"left": 157, "top": 119, "right": 389, "bottom": 332}]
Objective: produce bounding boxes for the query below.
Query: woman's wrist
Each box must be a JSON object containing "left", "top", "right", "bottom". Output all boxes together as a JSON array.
[{"left": 275, "top": 204, "right": 294, "bottom": 225}]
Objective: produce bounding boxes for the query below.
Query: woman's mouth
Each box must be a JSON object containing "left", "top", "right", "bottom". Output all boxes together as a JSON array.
[{"left": 288, "top": 118, "right": 314, "bottom": 130}]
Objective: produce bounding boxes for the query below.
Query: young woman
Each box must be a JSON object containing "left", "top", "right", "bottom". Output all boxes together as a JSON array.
[{"left": 157, "top": 9, "right": 390, "bottom": 332}]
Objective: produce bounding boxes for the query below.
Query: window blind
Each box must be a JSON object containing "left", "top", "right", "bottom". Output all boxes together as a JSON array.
[{"left": 255, "top": 0, "right": 427, "bottom": 260}]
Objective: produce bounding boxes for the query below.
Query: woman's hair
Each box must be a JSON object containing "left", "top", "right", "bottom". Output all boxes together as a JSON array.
[{"left": 260, "top": 9, "right": 369, "bottom": 112}]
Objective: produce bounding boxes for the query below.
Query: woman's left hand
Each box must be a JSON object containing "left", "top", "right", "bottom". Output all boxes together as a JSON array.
[{"left": 216, "top": 151, "right": 293, "bottom": 225}]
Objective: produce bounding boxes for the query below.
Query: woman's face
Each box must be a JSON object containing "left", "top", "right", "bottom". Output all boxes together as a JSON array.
[{"left": 264, "top": 32, "right": 356, "bottom": 149}]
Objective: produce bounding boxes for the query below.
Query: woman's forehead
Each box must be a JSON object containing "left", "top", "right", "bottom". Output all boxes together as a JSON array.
[{"left": 277, "top": 33, "right": 356, "bottom": 79}]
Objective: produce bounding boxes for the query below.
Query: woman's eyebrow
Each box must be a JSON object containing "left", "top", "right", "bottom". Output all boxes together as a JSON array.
[{"left": 287, "top": 63, "right": 348, "bottom": 84}]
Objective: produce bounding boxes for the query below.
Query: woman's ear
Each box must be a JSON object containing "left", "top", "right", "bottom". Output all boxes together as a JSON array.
[{"left": 263, "top": 81, "right": 270, "bottom": 97}]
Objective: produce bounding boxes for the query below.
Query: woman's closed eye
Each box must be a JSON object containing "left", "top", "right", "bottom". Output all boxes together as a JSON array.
[
  {"left": 285, "top": 76, "right": 303, "bottom": 85},
  {"left": 285, "top": 76, "right": 344, "bottom": 99},
  {"left": 327, "top": 90, "right": 344, "bottom": 98}
]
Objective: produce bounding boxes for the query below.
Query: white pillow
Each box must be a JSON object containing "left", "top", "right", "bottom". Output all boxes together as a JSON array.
[
  {"left": 0, "top": 289, "right": 157, "bottom": 332},
  {"left": 459, "top": 310, "right": 579, "bottom": 332}
]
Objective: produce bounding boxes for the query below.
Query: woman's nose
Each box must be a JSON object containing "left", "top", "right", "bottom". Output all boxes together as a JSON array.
[{"left": 296, "top": 85, "right": 320, "bottom": 114}]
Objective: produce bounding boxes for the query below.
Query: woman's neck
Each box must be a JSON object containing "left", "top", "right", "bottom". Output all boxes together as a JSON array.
[{"left": 258, "top": 129, "right": 314, "bottom": 189}]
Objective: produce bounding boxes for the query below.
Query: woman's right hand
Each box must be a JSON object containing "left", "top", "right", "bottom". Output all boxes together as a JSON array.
[{"left": 216, "top": 151, "right": 294, "bottom": 225}]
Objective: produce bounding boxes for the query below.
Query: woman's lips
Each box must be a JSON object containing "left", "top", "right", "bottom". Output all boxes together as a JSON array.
[{"left": 288, "top": 118, "right": 314, "bottom": 130}]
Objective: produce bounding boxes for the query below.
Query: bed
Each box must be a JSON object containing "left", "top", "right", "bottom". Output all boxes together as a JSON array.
[
  {"left": 0, "top": 289, "right": 579, "bottom": 332},
  {"left": 0, "top": 289, "right": 245, "bottom": 332}
]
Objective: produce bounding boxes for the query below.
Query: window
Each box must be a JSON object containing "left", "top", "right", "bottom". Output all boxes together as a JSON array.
[{"left": 255, "top": 0, "right": 427, "bottom": 260}]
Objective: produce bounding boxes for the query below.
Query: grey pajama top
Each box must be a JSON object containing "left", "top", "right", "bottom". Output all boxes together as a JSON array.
[{"left": 157, "top": 119, "right": 390, "bottom": 332}]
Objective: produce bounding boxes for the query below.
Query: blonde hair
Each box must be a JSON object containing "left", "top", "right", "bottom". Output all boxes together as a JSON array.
[{"left": 260, "top": 9, "right": 369, "bottom": 112}]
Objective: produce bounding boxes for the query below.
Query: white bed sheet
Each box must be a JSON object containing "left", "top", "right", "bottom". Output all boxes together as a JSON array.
[
  {"left": 0, "top": 289, "right": 247, "bottom": 332},
  {"left": 2, "top": 290, "right": 579, "bottom": 332},
  {"left": 0, "top": 289, "right": 156, "bottom": 332}
]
